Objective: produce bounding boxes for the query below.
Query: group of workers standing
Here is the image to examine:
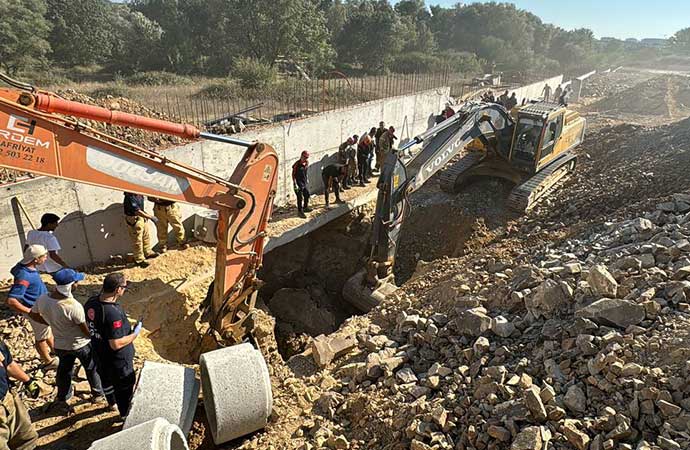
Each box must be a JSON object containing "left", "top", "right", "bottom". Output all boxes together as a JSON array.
[
  {"left": 480, "top": 82, "right": 572, "bottom": 111},
  {"left": 0, "top": 193, "right": 188, "bottom": 448},
  {"left": 291, "top": 121, "right": 398, "bottom": 218}
]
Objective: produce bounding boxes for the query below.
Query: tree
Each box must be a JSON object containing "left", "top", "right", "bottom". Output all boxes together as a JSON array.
[
  {"left": 46, "top": 0, "right": 114, "bottom": 66},
  {"left": 335, "top": 0, "right": 406, "bottom": 72},
  {"left": 108, "top": 6, "right": 164, "bottom": 73},
  {"left": 671, "top": 28, "right": 690, "bottom": 54},
  {"left": 0, "top": 0, "right": 51, "bottom": 75}
]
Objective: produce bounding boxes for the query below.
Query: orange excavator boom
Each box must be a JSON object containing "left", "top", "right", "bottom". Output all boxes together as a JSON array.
[{"left": 0, "top": 78, "right": 278, "bottom": 343}]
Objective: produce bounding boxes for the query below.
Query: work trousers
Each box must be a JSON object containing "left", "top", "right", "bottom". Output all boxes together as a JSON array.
[
  {"left": 295, "top": 185, "right": 310, "bottom": 211},
  {"left": 322, "top": 175, "right": 341, "bottom": 205},
  {"left": 357, "top": 154, "right": 369, "bottom": 183},
  {"left": 125, "top": 216, "right": 152, "bottom": 263},
  {"left": 153, "top": 203, "right": 185, "bottom": 248},
  {"left": 0, "top": 393, "right": 37, "bottom": 450},
  {"left": 376, "top": 147, "right": 390, "bottom": 170},
  {"left": 347, "top": 158, "right": 357, "bottom": 184},
  {"left": 55, "top": 343, "right": 103, "bottom": 402},
  {"left": 96, "top": 356, "right": 136, "bottom": 418}
]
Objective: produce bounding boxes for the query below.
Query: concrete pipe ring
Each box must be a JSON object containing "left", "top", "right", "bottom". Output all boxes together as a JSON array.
[
  {"left": 88, "top": 418, "right": 188, "bottom": 450},
  {"left": 200, "top": 342, "right": 273, "bottom": 445}
]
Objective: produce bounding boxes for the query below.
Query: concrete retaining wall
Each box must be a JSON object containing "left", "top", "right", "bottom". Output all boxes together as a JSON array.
[
  {"left": 508, "top": 75, "right": 564, "bottom": 104},
  {"left": 0, "top": 88, "right": 449, "bottom": 274}
]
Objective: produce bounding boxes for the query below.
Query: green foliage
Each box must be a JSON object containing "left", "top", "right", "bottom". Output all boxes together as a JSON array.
[
  {"left": 199, "top": 81, "right": 240, "bottom": 98},
  {"left": 437, "top": 51, "right": 484, "bottom": 75},
  {"left": 0, "top": 0, "right": 51, "bottom": 75},
  {"left": 124, "top": 71, "right": 193, "bottom": 86},
  {"left": 46, "top": 0, "right": 114, "bottom": 66},
  {"left": 108, "top": 7, "right": 164, "bottom": 74},
  {"left": 232, "top": 57, "right": 278, "bottom": 89},
  {"left": 335, "top": 1, "right": 407, "bottom": 73},
  {"left": 671, "top": 28, "right": 690, "bottom": 54},
  {"left": 391, "top": 52, "right": 445, "bottom": 73}
]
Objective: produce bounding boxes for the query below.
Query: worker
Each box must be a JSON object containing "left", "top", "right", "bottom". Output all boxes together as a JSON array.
[
  {"left": 554, "top": 85, "right": 563, "bottom": 104},
  {"left": 542, "top": 83, "right": 552, "bottom": 102},
  {"left": 357, "top": 135, "right": 373, "bottom": 186},
  {"left": 0, "top": 340, "right": 40, "bottom": 449},
  {"left": 506, "top": 93, "right": 518, "bottom": 110},
  {"left": 148, "top": 198, "right": 187, "bottom": 253},
  {"left": 347, "top": 135, "right": 358, "bottom": 188},
  {"left": 123, "top": 192, "right": 159, "bottom": 268},
  {"left": 499, "top": 90, "right": 509, "bottom": 108},
  {"left": 337, "top": 137, "right": 354, "bottom": 190},
  {"left": 24, "top": 213, "right": 67, "bottom": 274},
  {"left": 291, "top": 151, "right": 312, "bottom": 218},
  {"left": 378, "top": 126, "right": 397, "bottom": 166},
  {"left": 85, "top": 272, "right": 141, "bottom": 419},
  {"left": 560, "top": 85, "right": 572, "bottom": 106},
  {"left": 7, "top": 245, "right": 58, "bottom": 371},
  {"left": 442, "top": 103, "right": 456, "bottom": 120},
  {"left": 366, "top": 127, "right": 377, "bottom": 179},
  {"left": 30, "top": 268, "right": 103, "bottom": 408},
  {"left": 374, "top": 121, "right": 387, "bottom": 172},
  {"left": 321, "top": 164, "right": 347, "bottom": 207}
]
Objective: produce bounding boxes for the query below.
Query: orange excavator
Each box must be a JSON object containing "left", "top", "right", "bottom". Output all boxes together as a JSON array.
[{"left": 0, "top": 73, "right": 278, "bottom": 346}]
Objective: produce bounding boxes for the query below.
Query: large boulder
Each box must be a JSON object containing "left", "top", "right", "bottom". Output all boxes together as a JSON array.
[
  {"left": 575, "top": 298, "right": 645, "bottom": 328},
  {"left": 525, "top": 279, "right": 570, "bottom": 318},
  {"left": 587, "top": 265, "right": 618, "bottom": 298},
  {"left": 455, "top": 308, "right": 491, "bottom": 336}
]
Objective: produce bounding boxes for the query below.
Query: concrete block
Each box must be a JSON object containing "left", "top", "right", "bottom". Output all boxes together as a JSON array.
[
  {"left": 89, "top": 418, "right": 188, "bottom": 450},
  {"left": 200, "top": 343, "right": 273, "bottom": 445},
  {"left": 124, "top": 361, "right": 200, "bottom": 436},
  {"left": 311, "top": 333, "right": 357, "bottom": 368}
]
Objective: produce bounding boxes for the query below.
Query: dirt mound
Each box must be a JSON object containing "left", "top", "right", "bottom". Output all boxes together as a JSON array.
[
  {"left": 534, "top": 115, "right": 690, "bottom": 224},
  {"left": 56, "top": 90, "right": 183, "bottom": 150},
  {"left": 588, "top": 75, "right": 690, "bottom": 118}
]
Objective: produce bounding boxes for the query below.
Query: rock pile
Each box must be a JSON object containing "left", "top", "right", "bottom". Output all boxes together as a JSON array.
[
  {"left": 289, "top": 195, "right": 690, "bottom": 450},
  {"left": 588, "top": 75, "right": 690, "bottom": 118}
]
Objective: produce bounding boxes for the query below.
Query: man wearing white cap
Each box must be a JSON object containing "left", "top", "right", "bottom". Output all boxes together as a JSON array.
[
  {"left": 30, "top": 269, "right": 104, "bottom": 408},
  {"left": 7, "top": 245, "right": 58, "bottom": 371}
]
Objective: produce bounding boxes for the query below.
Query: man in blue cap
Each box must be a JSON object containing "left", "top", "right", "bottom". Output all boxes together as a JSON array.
[
  {"left": 7, "top": 244, "right": 58, "bottom": 371},
  {"left": 30, "top": 268, "right": 104, "bottom": 410}
]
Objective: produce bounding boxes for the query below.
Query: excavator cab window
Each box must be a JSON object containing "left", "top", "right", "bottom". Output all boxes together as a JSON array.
[
  {"left": 539, "top": 114, "right": 564, "bottom": 161},
  {"left": 511, "top": 117, "right": 543, "bottom": 164}
]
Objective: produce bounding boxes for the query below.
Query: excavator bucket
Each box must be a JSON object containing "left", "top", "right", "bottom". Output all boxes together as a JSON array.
[{"left": 342, "top": 269, "right": 398, "bottom": 312}]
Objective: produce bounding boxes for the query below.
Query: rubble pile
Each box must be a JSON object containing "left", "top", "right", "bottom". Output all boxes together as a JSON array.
[
  {"left": 580, "top": 72, "right": 654, "bottom": 99},
  {"left": 57, "top": 90, "right": 183, "bottom": 150},
  {"left": 588, "top": 75, "right": 690, "bottom": 118},
  {"left": 533, "top": 115, "right": 690, "bottom": 224},
  {"left": 290, "top": 195, "right": 690, "bottom": 450}
]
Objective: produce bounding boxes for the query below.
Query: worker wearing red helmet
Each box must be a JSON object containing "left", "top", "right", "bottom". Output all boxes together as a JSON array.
[{"left": 292, "top": 151, "right": 312, "bottom": 218}]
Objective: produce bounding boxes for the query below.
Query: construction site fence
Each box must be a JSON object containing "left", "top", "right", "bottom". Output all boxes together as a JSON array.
[{"left": 162, "top": 70, "right": 474, "bottom": 128}]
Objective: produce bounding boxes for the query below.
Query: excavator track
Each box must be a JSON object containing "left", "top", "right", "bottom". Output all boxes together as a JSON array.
[
  {"left": 438, "top": 152, "right": 486, "bottom": 193},
  {"left": 507, "top": 152, "right": 577, "bottom": 212}
]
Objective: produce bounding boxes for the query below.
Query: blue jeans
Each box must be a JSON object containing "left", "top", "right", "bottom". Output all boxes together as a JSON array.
[{"left": 55, "top": 343, "right": 103, "bottom": 401}]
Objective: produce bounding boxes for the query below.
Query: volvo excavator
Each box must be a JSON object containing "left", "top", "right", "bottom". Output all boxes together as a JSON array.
[
  {"left": 343, "top": 100, "right": 586, "bottom": 311},
  {"left": 0, "top": 73, "right": 280, "bottom": 342}
]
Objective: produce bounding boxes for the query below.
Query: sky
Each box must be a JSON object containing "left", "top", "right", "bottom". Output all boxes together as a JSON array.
[{"left": 429, "top": 0, "right": 688, "bottom": 40}]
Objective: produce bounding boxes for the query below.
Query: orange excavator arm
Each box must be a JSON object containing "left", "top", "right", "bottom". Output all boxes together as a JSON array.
[{"left": 0, "top": 79, "right": 278, "bottom": 344}]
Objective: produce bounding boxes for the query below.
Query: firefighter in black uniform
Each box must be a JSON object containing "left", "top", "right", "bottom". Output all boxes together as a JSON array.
[
  {"left": 84, "top": 272, "right": 141, "bottom": 418},
  {"left": 321, "top": 163, "right": 348, "bottom": 206},
  {"left": 291, "top": 151, "right": 312, "bottom": 218}
]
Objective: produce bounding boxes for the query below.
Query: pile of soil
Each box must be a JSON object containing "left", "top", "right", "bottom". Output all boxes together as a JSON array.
[{"left": 588, "top": 75, "right": 690, "bottom": 119}]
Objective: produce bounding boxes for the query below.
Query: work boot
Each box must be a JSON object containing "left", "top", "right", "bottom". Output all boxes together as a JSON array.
[
  {"left": 298, "top": 210, "right": 306, "bottom": 218},
  {"left": 158, "top": 246, "right": 168, "bottom": 254},
  {"left": 145, "top": 252, "right": 159, "bottom": 260},
  {"left": 303, "top": 206, "right": 313, "bottom": 213},
  {"left": 137, "top": 261, "right": 150, "bottom": 268}
]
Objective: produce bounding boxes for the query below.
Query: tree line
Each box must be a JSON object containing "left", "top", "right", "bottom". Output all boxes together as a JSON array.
[{"left": 0, "top": 0, "right": 687, "bottom": 81}]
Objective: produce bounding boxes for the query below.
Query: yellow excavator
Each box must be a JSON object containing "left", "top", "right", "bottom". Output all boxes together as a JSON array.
[{"left": 343, "top": 100, "right": 586, "bottom": 311}]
